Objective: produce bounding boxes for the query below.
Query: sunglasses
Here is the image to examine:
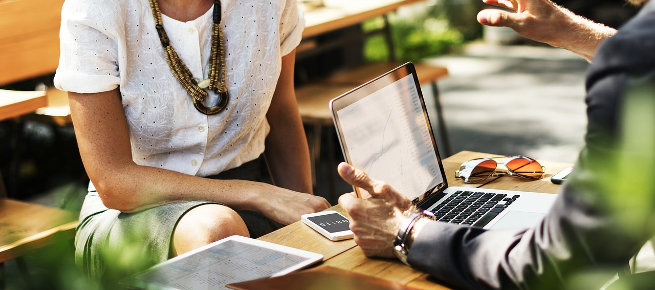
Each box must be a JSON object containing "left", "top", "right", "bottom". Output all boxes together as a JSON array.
[{"left": 455, "top": 155, "right": 545, "bottom": 183}]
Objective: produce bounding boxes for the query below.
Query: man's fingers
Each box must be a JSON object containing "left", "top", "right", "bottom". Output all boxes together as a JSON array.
[
  {"left": 482, "top": 0, "right": 518, "bottom": 11},
  {"left": 338, "top": 191, "right": 359, "bottom": 212},
  {"left": 338, "top": 162, "right": 406, "bottom": 202},
  {"left": 337, "top": 162, "right": 378, "bottom": 195},
  {"left": 477, "top": 9, "right": 524, "bottom": 28}
]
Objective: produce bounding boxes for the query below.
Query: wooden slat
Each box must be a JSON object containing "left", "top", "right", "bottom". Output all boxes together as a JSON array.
[
  {"left": 0, "top": 0, "right": 65, "bottom": 85},
  {"left": 295, "top": 84, "right": 353, "bottom": 125},
  {"left": 0, "top": 89, "right": 47, "bottom": 121},
  {"left": 295, "top": 62, "right": 448, "bottom": 127},
  {"left": 27, "top": 87, "right": 72, "bottom": 126},
  {"left": 322, "top": 62, "right": 449, "bottom": 86},
  {"left": 0, "top": 199, "right": 78, "bottom": 262},
  {"left": 302, "top": 0, "right": 423, "bottom": 38}
]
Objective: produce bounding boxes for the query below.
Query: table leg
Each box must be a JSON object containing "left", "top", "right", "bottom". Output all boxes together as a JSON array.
[
  {"left": 0, "top": 262, "right": 5, "bottom": 290},
  {"left": 432, "top": 82, "right": 452, "bottom": 157},
  {"left": 310, "top": 124, "right": 322, "bottom": 195},
  {"left": 0, "top": 172, "right": 6, "bottom": 198},
  {"left": 327, "top": 128, "right": 337, "bottom": 204},
  {"left": 382, "top": 14, "right": 397, "bottom": 62},
  {"left": 13, "top": 258, "right": 32, "bottom": 289}
]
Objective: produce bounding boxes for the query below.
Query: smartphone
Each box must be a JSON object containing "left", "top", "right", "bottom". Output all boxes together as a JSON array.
[
  {"left": 301, "top": 211, "right": 354, "bottom": 241},
  {"left": 551, "top": 167, "right": 573, "bottom": 184}
]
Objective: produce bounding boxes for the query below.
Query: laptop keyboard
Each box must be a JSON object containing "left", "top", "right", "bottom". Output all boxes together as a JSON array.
[{"left": 430, "top": 191, "right": 520, "bottom": 228}]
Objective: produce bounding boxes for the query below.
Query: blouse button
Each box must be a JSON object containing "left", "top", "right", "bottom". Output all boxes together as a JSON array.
[
  {"left": 198, "top": 126, "right": 205, "bottom": 132},
  {"left": 191, "top": 159, "right": 198, "bottom": 167}
]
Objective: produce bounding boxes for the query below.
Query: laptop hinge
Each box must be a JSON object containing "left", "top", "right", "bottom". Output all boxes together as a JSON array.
[{"left": 415, "top": 183, "right": 446, "bottom": 210}]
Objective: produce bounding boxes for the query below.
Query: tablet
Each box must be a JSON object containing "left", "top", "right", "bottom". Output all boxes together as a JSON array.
[
  {"left": 129, "top": 235, "right": 323, "bottom": 289},
  {"left": 330, "top": 63, "right": 444, "bottom": 201}
]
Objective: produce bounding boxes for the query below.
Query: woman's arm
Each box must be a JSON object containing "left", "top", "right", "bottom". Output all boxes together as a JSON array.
[
  {"left": 264, "top": 49, "right": 314, "bottom": 194},
  {"left": 69, "top": 88, "right": 328, "bottom": 223}
]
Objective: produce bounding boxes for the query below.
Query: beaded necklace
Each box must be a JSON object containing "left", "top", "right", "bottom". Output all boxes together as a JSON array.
[{"left": 148, "top": 0, "right": 229, "bottom": 115}]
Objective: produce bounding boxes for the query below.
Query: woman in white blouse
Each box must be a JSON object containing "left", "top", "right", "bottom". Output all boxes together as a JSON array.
[{"left": 55, "top": 0, "right": 329, "bottom": 275}]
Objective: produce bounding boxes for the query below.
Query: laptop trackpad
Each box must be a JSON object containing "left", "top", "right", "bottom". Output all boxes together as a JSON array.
[{"left": 489, "top": 211, "right": 545, "bottom": 230}]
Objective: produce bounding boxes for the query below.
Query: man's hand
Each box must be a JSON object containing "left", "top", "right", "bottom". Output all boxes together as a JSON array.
[
  {"left": 477, "top": 0, "right": 561, "bottom": 45},
  {"left": 477, "top": 0, "right": 616, "bottom": 61},
  {"left": 337, "top": 162, "right": 413, "bottom": 258}
]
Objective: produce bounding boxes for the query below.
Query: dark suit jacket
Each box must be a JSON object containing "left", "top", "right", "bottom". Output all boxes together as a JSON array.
[{"left": 406, "top": 2, "right": 655, "bottom": 289}]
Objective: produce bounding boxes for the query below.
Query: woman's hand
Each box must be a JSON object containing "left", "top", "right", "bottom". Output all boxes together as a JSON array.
[{"left": 257, "top": 185, "right": 331, "bottom": 225}]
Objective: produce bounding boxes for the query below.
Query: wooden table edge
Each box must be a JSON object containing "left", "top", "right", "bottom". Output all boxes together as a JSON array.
[{"left": 301, "top": 0, "right": 424, "bottom": 38}]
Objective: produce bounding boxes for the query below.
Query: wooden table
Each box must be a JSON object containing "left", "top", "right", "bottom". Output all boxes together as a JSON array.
[
  {"left": 299, "top": 0, "right": 424, "bottom": 61},
  {"left": 0, "top": 89, "right": 47, "bottom": 121},
  {"left": 259, "top": 151, "right": 572, "bottom": 289},
  {"left": 0, "top": 199, "right": 77, "bottom": 262},
  {"left": 302, "top": 0, "right": 423, "bottom": 38}
]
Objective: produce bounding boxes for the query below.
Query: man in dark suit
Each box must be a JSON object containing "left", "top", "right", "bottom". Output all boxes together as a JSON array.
[{"left": 338, "top": 0, "right": 655, "bottom": 288}]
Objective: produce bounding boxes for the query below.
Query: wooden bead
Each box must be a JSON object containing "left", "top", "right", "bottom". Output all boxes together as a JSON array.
[{"left": 148, "top": 0, "right": 229, "bottom": 115}]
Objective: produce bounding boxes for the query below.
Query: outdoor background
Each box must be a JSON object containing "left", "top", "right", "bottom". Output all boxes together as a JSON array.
[
  {"left": 0, "top": 0, "right": 639, "bottom": 219},
  {"left": 0, "top": 0, "right": 643, "bottom": 288}
]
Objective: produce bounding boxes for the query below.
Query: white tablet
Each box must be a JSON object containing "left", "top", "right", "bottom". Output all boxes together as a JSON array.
[{"left": 129, "top": 235, "right": 323, "bottom": 289}]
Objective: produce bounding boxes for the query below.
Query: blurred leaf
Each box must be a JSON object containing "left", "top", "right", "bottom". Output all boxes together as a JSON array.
[{"left": 363, "top": 3, "right": 466, "bottom": 62}]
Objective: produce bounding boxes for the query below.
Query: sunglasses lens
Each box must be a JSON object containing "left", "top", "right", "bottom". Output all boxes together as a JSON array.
[
  {"left": 506, "top": 157, "right": 544, "bottom": 179},
  {"left": 466, "top": 159, "right": 497, "bottom": 183}
]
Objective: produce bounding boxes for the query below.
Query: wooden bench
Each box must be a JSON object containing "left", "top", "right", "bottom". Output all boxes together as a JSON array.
[{"left": 0, "top": 90, "right": 47, "bottom": 121}]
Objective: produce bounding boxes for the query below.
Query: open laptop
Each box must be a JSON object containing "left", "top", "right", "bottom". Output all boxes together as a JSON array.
[{"left": 329, "top": 63, "right": 557, "bottom": 230}]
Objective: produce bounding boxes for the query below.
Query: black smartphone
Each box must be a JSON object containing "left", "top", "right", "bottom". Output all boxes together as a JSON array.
[{"left": 551, "top": 167, "right": 573, "bottom": 184}]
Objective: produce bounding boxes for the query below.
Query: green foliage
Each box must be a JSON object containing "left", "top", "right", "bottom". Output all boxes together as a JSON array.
[
  {"left": 7, "top": 222, "right": 160, "bottom": 289},
  {"left": 600, "top": 76, "right": 655, "bottom": 233},
  {"left": 363, "top": 0, "right": 486, "bottom": 62},
  {"left": 12, "top": 236, "right": 101, "bottom": 290},
  {"left": 363, "top": 16, "right": 463, "bottom": 62},
  {"left": 429, "top": 0, "right": 483, "bottom": 41}
]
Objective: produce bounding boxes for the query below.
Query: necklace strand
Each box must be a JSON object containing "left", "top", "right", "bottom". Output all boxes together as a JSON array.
[{"left": 149, "top": 0, "right": 229, "bottom": 115}]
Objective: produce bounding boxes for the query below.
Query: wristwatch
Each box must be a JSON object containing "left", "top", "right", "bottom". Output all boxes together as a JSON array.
[{"left": 393, "top": 210, "right": 434, "bottom": 265}]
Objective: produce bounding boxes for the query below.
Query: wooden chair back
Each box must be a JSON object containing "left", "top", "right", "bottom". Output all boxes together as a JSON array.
[
  {"left": 0, "top": 0, "right": 72, "bottom": 125},
  {"left": 0, "top": 0, "right": 64, "bottom": 86}
]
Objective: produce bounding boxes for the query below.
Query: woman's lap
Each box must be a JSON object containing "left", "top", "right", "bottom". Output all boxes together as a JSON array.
[
  {"left": 75, "top": 193, "right": 210, "bottom": 277},
  {"left": 75, "top": 156, "right": 280, "bottom": 276}
]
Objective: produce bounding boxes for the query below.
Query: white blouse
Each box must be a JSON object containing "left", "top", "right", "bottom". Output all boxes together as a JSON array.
[{"left": 55, "top": 0, "right": 303, "bottom": 177}]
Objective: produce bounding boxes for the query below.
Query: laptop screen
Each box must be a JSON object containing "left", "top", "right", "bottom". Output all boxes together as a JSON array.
[{"left": 330, "top": 63, "right": 446, "bottom": 202}]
